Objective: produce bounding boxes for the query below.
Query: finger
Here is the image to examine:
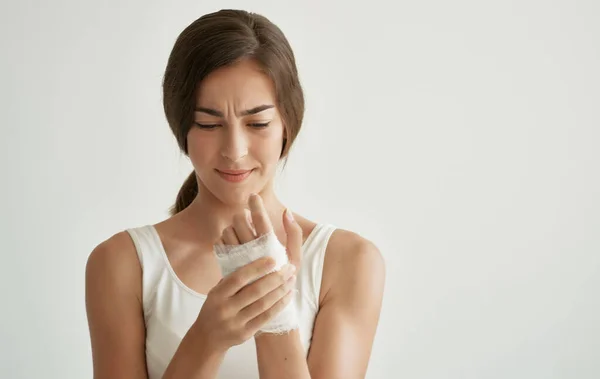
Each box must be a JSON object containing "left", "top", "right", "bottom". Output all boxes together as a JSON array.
[
  {"left": 233, "top": 264, "right": 296, "bottom": 310},
  {"left": 218, "top": 257, "right": 275, "bottom": 296},
  {"left": 237, "top": 272, "right": 296, "bottom": 322},
  {"left": 282, "top": 208, "right": 303, "bottom": 268},
  {"left": 232, "top": 209, "right": 256, "bottom": 244},
  {"left": 222, "top": 225, "right": 240, "bottom": 245},
  {"left": 246, "top": 210, "right": 257, "bottom": 236},
  {"left": 248, "top": 194, "right": 272, "bottom": 236},
  {"left": 245, "top": 288, "right": 295, "bottom": 332}
]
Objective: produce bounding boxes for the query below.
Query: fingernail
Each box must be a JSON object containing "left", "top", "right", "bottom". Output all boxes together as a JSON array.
[{"left": 286, "top": 209, "right": 295, "bottom": 222}]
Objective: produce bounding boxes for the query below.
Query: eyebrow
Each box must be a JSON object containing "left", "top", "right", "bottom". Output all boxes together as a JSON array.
[{"left": 194, "top": 104, "right": 275, "bottom": 117}]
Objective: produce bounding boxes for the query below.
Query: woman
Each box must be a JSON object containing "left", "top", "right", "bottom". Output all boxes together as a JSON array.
[{"left": 85, "top": 9, "right": 385, "bottom": 379}]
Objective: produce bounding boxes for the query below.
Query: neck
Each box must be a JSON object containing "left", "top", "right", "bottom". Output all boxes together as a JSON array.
[{"left": 178, "top": 180, "right": 286, "bottom": 244}]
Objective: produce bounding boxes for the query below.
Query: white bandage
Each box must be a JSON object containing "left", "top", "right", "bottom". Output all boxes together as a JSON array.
[{"left": 214, "top": 231, "right": 299, "bottom": 334}]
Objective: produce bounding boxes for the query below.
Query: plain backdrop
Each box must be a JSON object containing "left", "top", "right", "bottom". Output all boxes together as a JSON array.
[{"left": 1, "top": 0, "right": 599, "bottom": 378}]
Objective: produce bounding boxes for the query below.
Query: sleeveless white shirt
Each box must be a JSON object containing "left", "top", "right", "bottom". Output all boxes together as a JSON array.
[{"left": 126, "top": 223, "right": 336, "bottom": 379}]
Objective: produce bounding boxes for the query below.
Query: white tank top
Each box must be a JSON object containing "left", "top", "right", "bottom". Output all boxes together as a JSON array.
[{"left": 126, "top": 223, "right": 336, "bottom": 379}]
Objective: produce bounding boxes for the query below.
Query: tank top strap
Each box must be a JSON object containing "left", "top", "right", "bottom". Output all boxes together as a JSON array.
[
  {"left": 298, "top": 223, "right": 337, "bottom": 309},
  {"left": 126, "top": 225, "right": 167, "bottom": 319}
]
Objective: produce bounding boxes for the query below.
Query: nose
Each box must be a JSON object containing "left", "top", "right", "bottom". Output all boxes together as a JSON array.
[{"left": 220, "top": 124, "right": 248, "bottom": 163}]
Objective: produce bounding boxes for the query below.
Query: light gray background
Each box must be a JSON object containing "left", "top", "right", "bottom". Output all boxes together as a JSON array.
[{"left": 1, "top": 0, "right": 599, "bottom": 378}]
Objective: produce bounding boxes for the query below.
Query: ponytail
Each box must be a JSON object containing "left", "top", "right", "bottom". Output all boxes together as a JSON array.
[{"left": 170, "top": 171, "right": 198, "bottom": 215}]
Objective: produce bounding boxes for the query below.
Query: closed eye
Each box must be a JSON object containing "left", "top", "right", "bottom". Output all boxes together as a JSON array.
[
  {"left": 249, "top": 122, "right": 270, "bottom": 128},
  {"left": 194, "top": 122, "right": 270, "bottom": 129},
  {"left": 194, "top": 123, "right": 220, "bottom": 129}
]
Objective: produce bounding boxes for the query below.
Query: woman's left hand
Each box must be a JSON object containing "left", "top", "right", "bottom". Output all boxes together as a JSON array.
[{"left": 219, "top": 193, "right": 303, "bottom": 270}]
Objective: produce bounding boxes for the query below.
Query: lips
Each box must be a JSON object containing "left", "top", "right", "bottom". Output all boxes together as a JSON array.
[
  {"left": 216, "top": 168, "right": 254, "bottom": 183},
  {"left": 218, "top": 169, "right": 253, "bottom": 175}
]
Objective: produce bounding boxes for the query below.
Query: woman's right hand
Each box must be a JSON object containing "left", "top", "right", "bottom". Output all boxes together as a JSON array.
[{"left": 192, "top": 257, "right": 297, "bottom": 352}]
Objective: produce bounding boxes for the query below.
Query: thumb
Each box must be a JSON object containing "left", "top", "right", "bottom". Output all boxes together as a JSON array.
[{"left": 282, "top": 208, "right": 302, "bottom": 268}]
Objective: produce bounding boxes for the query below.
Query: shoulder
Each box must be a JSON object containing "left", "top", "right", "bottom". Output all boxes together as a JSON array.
[
  {"left": 86, "top": 231, "right": 142, "bottom": 303},
  {"left": 320, "top": 228, "right": 386, "bottom": 304},
  {"left": 86, "top": 231, "right": 140, "bottom": 275},
  {"left": 327, "top": 229, "right": 383, "bottom": 261}
]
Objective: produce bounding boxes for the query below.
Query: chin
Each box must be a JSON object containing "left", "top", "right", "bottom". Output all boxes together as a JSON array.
[
  {"left": 210, "top": 184, "right": 255, "bottom": 207},
  {"left": 223, "top": 193, "right": 251, "bottom": 207},
  {"left": 201, "top": 170, "right": 271, "bottom": 206}
]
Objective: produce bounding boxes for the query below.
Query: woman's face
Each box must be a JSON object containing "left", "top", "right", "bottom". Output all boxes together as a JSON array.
[{"left": 188, "top": 58, "right": 285, "bottom": 206}]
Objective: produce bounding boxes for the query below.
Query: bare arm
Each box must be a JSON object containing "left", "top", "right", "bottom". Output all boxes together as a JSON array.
[
  {"left": 306, "top": 232, "right": 385, "bottom": 378},
  {"left": 85, "top": 232, "right": 148, "bottom": 379},
  {"left": 161, "top": 325, "right": 226, "bottom": 379},
  {"left": 255, "top": 330, "right": 311, "bottom": 379},
  {"left": 85, "top": 232, "right": 225, "bottom": 379},
  {"left": 254, "top": 230, "right": 386, "bottom": 379}
]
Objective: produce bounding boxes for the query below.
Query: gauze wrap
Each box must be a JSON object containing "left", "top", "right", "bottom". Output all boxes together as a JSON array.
[{"left": 214, "top": 230, "right": 299, "bottom": 334}]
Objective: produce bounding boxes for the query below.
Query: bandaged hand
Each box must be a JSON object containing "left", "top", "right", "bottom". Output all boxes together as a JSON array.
[{"left": 214, "top": 194, "right": 304, "bottom": 334}]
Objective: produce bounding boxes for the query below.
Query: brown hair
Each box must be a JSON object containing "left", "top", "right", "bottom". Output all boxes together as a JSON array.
[{"left": 162, "top": 9, "right": 305, "bottom": 215}]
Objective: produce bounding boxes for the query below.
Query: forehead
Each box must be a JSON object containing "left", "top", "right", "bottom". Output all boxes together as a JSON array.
[{"left": 195, "top": 59, "right": 276, "bottom": 105}]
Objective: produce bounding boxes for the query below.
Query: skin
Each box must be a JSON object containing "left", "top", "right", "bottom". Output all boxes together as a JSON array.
[{"left": 85, "top": 58, "right": 386, "bottom": 379}]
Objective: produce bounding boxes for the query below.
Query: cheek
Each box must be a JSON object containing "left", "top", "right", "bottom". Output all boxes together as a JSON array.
[
  {"left": 186, "top": 129, "right": 213, "bottom": 165},
  {"left": 256, "top": 127, "right": 285, "bottom": 161}
]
